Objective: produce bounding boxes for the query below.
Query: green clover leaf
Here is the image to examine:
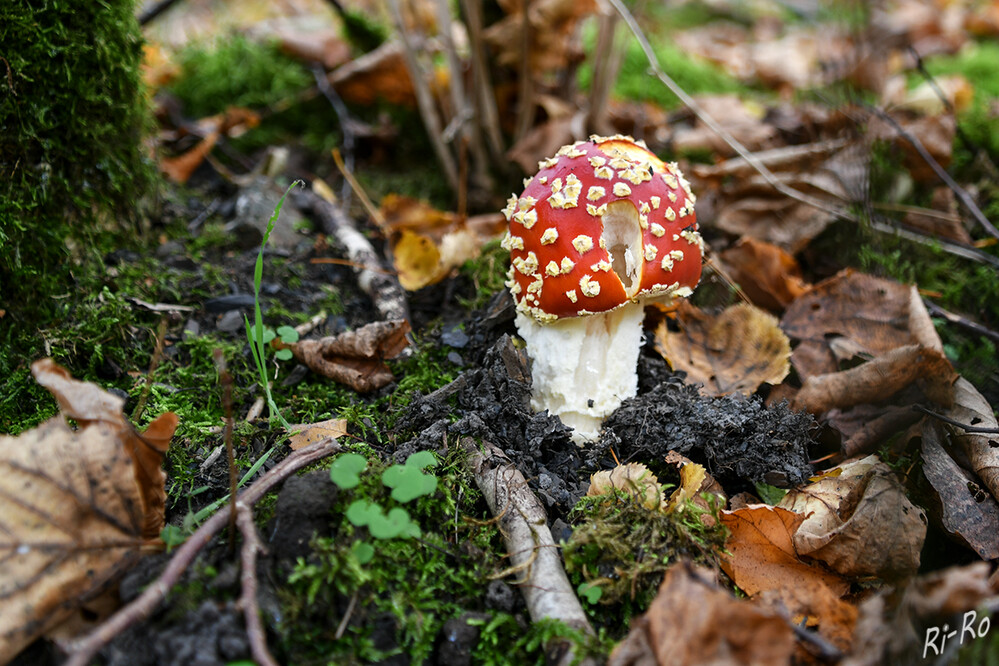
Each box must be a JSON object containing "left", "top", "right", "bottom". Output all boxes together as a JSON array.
[
  {"left": 577, "top": 582, "right": 603, "bottom": 604},
  {"left": 276, "top": 325, "right": 300, "bottom": 343},
  {"left": 405, "top": 450, "right": 437, "bottom": 470},
  {"left": 330, "top": 453, "right": 368, "bottom": 489},
  {"left": 345, "top": 499, "right": 382, "bottom": 527},
  {"left": 382, "top": 463, "right": 438, "bottom": 503}
]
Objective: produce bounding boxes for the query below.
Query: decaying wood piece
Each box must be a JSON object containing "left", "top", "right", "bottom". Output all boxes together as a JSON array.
[
  {"left": 460, "top": 437, "right": 598, "bottom": 666},
  {"left": 296, "top": 189, "right": 410, "bottom": 323}
]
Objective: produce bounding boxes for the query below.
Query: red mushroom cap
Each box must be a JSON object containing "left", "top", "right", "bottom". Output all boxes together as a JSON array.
[{"left": 503, "top": 135, "right": 703, "bottom": 322}]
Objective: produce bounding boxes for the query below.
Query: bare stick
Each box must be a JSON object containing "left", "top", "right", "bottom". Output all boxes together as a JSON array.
[
  {"left": 460, "top": 438, "right": 598, "bottom": 666},
  {"left": 460, "top": 0, "right": 505, "bottom": 160},
  {"left": 236, "top": 502, "right": 278, "bottom": 666},
  {"left": 213, "top": 349, "right": 238, "bottom": 551},
  {"left": 513, "top": 0, "right": 536, "bottom": 143},
  {"left": 331, "top": 148, "right": 386, "bottom": 229},
  {"left": 868, "top": 106, "right": 999, "bottom": 241},
  {"left": 295, "top": 189, "right": 411, "bottom": 323},
  {"left": 385, "top": 0, "right": 459, "bottom": 190},
  {"left": 64, "top": 437, "right": 344, "bottom": 666},
  {"left": 131, "top": 318, "right": 168, "bottom": 423},
  {"left": 312, "top": 65, "right": 357, "bottom": 206}
]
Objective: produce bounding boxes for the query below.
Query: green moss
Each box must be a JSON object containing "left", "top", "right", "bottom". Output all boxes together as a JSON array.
[
  {"left": 563, "top": 491, "right": 728, "bottom": 628},
  {"left": 0, "top": 0, "right": 156, "bottom": 324},
  {"left": 457, "top": 238, "right": 509, "bottom": 310}
]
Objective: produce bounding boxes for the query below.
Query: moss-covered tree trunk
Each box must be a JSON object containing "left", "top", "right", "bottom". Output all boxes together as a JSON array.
[{"left": 0, "top": 0, "right": 155, "bottom": 320}]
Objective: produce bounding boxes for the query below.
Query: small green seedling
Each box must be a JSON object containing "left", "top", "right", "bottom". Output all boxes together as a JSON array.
[
  {"left": 330, "top": 452, "right": 368, "bottom": 489},
  {"left": 352, "top": 540, "right": 375, "bottom": 565},
  {"left": 577, "top": 581, "right": 603, "bottom": 605},
  {"left": 244, "top": 180, "right": 302, "bottom": 428},
  {"left": 346, "top": 500, "right": 421, "bottom": 539},
  {"left": 382, "top": 451, "right": 438, "bottom": 503},
  {"left": 754, "top": 481, "right": 787, "bottom": 506}
]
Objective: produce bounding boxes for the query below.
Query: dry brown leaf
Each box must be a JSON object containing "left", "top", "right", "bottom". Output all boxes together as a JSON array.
[
  {"left": 720, "top": 504, "right": 855, "bottom": 653},
  {"left": 484, "top": 0, "right": 596, "bottom": 74},
  {"left": 607, "top": 562, "right": 795, "bottom": 666},
  {"left": 671, "top": 95, "right": 781, "bottom": 157},
  {"left": 160, "top": 131, "right": 219, "bottom": 184},
  {"left": 0, "top": 360, "right": 176, "bottom": 663},
  {"left": 280, "top": 320, "right": 411, "bottom": 392},
  {"left": 868, "top": 113, "right": 957, "bottom": 182},
  {"left": 587, "top": 463, "right": 663, "bottom": 511},
  {"left": 844, "top": 562, "right": 996, "bottom": 666},
  {"left": 791, "top": 343, "right": 957, "bottom": 415},
  {"left": 781, "top": 270, "right": 934, "bottom": 380},
  {"left": 329, "top": 41, "right": 416, "bottom": 107},
  {"left": 720, "top": 504, "right": 849, "bottom": 599},
  {"left": 287, "top": 418, "right": 349, "bottom": 451},
  {"left": 655, "top": 301, "right": 790, "bottom": 397},
  {"left": 265, "top": 25, "right": 352, "bottom": 69},
  {"left": 719, "top": 236, "right": 810, "bottom": 312},
  {"left": 778, "top": 455, "right": 927, "bottom": 580},
  {"left": 920, "top": 419, "right": 999, "bottom": 559},
  {"left": 944, "top": 377, "right": 999, "bottom": 504}
]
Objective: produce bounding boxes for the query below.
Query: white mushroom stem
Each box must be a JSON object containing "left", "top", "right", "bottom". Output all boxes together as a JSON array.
[{"left": 516, "top": 304, "right": 645, "bottom": 444}]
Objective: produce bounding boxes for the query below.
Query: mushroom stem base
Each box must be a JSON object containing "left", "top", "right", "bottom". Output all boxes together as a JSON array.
[{"left": 515, "top": 306, "right": 644, "bottom": 444}]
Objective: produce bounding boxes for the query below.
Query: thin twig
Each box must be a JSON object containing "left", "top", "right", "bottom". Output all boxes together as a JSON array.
[
  {"left": 132, "top": 318, "right": 168, "bottom": 423},
  {"left": 460, "top": 0, "right": 505, "bottom": 160},
  {"left": 213, "top": 349, "right": 238, "bottom": 551},
  {"left": 923, "top": 299, "right": 999, "bottom": 345},
  {"left": 334, "top": 591, "right": 359, "bottom": 639},
  {"left": 385, "top": 0, "right": 459, "bottom": 190},
  {"left": 915, "top": 405, "right": 999, "bottom": 434},
  {"left": 331, "top": 148, "right": 386, "bottom": 229},
  {"left": 64, "top": 437, "right": 344, "bottom": 666},
  {"left": 313, "top": 65, "right": 357, "bottom": 207},
  {"left": 236, "top": 502, "right": 278, "bottom": 666},
  {"left": 137, "top": 0, "right": 184, "bottom": 25},
  {"left": 513, "top": 0, "right": 535, "bottom": 143},
  {"left": 867, "top": 106, "right": 999, "bottom": 241}
]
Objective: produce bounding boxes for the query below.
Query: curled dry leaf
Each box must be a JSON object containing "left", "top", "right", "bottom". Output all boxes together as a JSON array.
[
  {"left": 329, "top": 41, "right": 416, "bottom": 107},
  {"left": 920, "top": 420, "right": 999, "bottom": 559},
  {"left": 607, "top": 562, "right": 795, "bottom": 666},
  {"left": 484, "top": 0, "right": 597, "bottom": 73},
  {"left": 944, "top": 377, "right": 999, "bottom": 504},
  {"left": 778, "top": 455, "right": 927, "bottom": 580},
  {"left": 279, "top": 320, "right": 411, "bottom": 393},
  {"left": 791, "top": 343, "right": 957, "bottom": 415},
  {"left": 720, "top": 504, "right": 849, "bottom": 598},
  {"left": 587, "top": 463, "right": 663, "bottom": 511},
  {"left": 719, "top": 236, "right": 810, "bottom": 312},
  {"left": 0, "top": 360, "right": 176, "bottom": 663},
  {"left": 654, "top": 301, "right": 790, "bottom": 397}
]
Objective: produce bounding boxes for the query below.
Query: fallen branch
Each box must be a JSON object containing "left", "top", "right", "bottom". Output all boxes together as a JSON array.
[
  {"left": 460, "top": 437, "right": 598, "bottom": 666},
  {"left": 235, "top": 502, "right": 277, "bottom": 666},
  {"left": 295, "top": 189, "right": 411, "bottom": 323},
  {"left": 64, "top": 437, "right": 344, "bottom": 666}
]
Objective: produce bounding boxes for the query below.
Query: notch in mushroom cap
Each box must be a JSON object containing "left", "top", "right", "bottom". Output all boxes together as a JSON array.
[{"left": 503, "top": 135, "right": 704, "bottom": 444}]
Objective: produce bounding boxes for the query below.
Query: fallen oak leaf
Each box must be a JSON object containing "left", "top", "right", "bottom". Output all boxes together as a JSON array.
[
  {"left": 778, "top": 455, "right": 927, "bottom": 580},
  {"left": 1, "top": 360, "right": 177, "bottom": 663},
  {"left": 655, "top": 301, "right": 791, "bottom": 397},
  {"left": 607, "top": 561, "right": 795, "bottom": 666},
  {"left": 276, "top": 320, "right": 411, "bottom": 393}
]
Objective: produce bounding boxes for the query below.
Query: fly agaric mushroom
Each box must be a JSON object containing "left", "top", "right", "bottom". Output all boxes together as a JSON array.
[{"left": 502, "top": 135, "right": 703, "bottom": 443}]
